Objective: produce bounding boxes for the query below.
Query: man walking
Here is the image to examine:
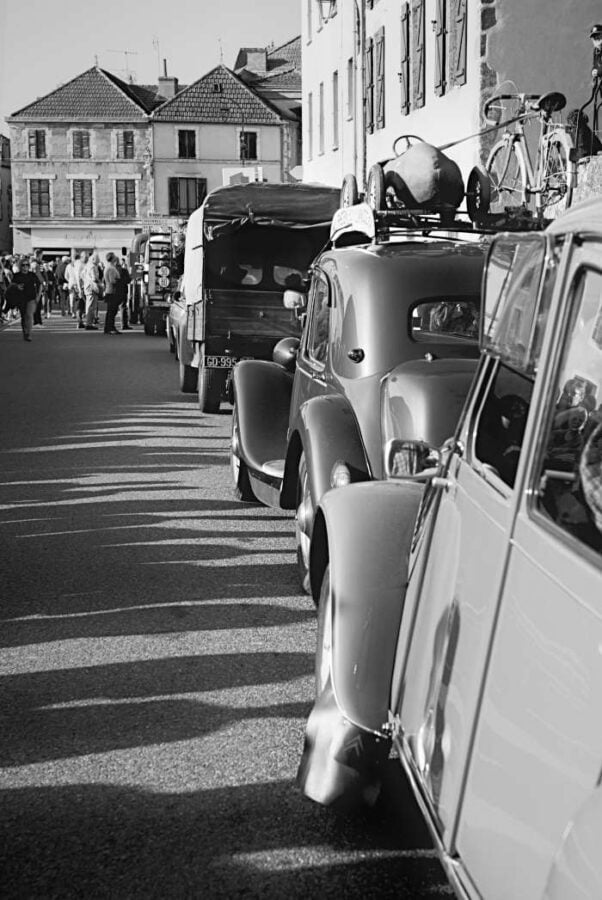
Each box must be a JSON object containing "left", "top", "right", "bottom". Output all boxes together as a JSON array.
[
  {"left": 103, "top": 252, "right": 121, "bottom": 334},
  {"left": 10, "top": 258, "right": 40, "bottom": 341},
  {"left": 83, "top": 251, "right": 102, "bottom": 330}
]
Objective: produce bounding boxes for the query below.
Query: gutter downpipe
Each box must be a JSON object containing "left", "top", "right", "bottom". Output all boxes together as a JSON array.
[{"left": 355, "top": 0, "right": 367, "bottom": 191}]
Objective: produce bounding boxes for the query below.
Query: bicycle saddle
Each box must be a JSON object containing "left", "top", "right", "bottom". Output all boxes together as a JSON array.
[{"left": 533, "top": 91, "right": 566, "bottom": 114}]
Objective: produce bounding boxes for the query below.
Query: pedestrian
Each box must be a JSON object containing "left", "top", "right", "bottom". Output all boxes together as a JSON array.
[
  {"left": 8, "top": 258, "right": 40, "bottom": 341},
  {"left": 83, "top": 251, "right": 102, "bottom": 330},
  {"left": 55, "top": 254, "right": 70, "bottom": 315},
  {"left": 0, "top": 256, "right": 12, "bottom": 321},
  {"left": 116, "top": 257, "right": 132, "bottom": 330},
  {"left": 103, "top": 252, "right": 121, "bottom": 334},
  {"left": 74, "top": 251, "right": 88, "bottom": 327},
  {"left": 29, "top": 258, "right": 45, "bottom": 325}
]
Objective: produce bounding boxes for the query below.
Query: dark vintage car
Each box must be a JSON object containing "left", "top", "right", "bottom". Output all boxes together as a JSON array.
[
  {"left": 231, "top": 203, "right": 489, "bottom": 589},
  {"left": 297, "top": 200, "right": 602, "bottom": 899},
  {"left": 170, "top": 182, "right": 340, "bottom": 412}
]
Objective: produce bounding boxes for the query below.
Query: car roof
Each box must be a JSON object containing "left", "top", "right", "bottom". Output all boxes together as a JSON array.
[
  {"left": 547, "top": 196, "right": 602, "bottom": 235},
  {"left": 319, "top": 235, "right": 487, "bottom": 272}
]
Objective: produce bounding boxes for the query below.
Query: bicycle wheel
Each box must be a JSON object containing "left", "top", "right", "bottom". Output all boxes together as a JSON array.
[
  {"left": 539, "top": 130, "right": 575, "bottom": 216},
  {"left": 486, "top": 139, "right": 528, "bottom": 212}
]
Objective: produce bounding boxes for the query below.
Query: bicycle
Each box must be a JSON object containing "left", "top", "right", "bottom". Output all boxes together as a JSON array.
[{"left": 484, "top": 90, "right": 576, "bottom": 216}]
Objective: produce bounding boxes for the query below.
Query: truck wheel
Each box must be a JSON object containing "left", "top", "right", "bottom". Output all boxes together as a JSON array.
[
  {"left": 198, "top": 366, "right": 222, "bottom": 414},
  {"left": 295, "top": 452, "right": 313, "bottom": 595},
  {"left": 179, "top": 360, "right": 198, "bottom": 393}
]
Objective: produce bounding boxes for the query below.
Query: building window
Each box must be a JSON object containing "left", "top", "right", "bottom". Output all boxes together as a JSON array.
[
  {"left": 346, "top": 58, "right": 354, "bottom": 120},
  {"left": 308, "top": 92, "right": 313, "bottom": 160},
  {"left": 28, "top": 130, "right": 46, "bottom": 159},
  {"left": 72, "top": 130, "right": 91, "bottom": 159},
  {"left": 332, "top": 71, "right": 339, "bottom": 149},
  {"left": 178, "top": 129, "right": 196, "bottom": 159},
  {"left": 29, "top": 179, "right": 50, "bottom": 218},
  {"left": 168, "top": 177, "right": 207, "bottom": 216},
  {"left": 412, "top": 0, "right": 425, "bottom": 110},
  {"left": 240, "top": 131, "right": 258, "bottom": 161},
  {"left": 449, "top": 0, "right": 467, "bottom": 87},
  {"left": 318, "top": 82, "right": 325, "bottom": 154},
  {"left": 365, "top": 38, "right": 374, "bottom": 133},
  {"left": 116, "top": 179, "right": 136, "bottom": 217},
  {"left": 117, "top": 130, "right": 135, "bottom": 159},
  {"left": 72, "top": 179, "right": 93, "bottom": 217},
  {"left": 400, "top": 3, "right": 411, "bottom": 114},
  {"left": 375, "top": 27, "right": 385, "bottom": 129}
]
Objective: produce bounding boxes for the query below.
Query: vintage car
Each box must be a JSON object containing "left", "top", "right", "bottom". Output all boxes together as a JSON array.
[
  {"left": 231, "top": 203, "right": 487, "bottom": 589},
  {"left": 298, "top": 197, "right": 602, "bottom": 899},
  {"left": 172, "top": 182, "right": 339, "bottom": 411}
]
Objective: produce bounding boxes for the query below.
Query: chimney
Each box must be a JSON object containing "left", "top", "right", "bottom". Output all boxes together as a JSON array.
[
  {"left": 158, "top": 59, "right": 179, "bottom": 99},
  {"left": 243, "top": 49, "right": 267, "bottom": 75}
]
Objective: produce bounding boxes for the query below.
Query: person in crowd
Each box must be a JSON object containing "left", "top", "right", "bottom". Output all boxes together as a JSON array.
[
  {"left": 0, "top": 256, "right": 13, "bottom": 321},
  {"left": 9, "top": 258, "right": 41, "bottom": 341},
  {"left": 116, "top": 257, "right": 132, "bottom": 330},
  {"left": 55, "top": 255, "right": 70, "bottom": 316},
  {"left": 83, "top": 251, "right": 102, "bottom": 330},
  {"left": 64, "top": 256, "right": 78, "bottom": 321},
  {"left": 45, "top": 261, "right": 57, "bottom": 313},
  {"left": 103, "top": 252, "right": 121, "bottom": 334},
  {"left": 29, "top": 258, "right": 45, "bottom": 325},
  {"left": 74, "top": 251, "right": 88, "bottom": 327}
]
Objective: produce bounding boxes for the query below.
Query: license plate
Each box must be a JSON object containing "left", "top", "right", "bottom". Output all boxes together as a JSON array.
[{"left": 206, "top": 355, "right": 237, "bottom": 368}]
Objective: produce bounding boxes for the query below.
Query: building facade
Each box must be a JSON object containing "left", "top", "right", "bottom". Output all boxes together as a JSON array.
[
  {"left": 302, "top": 0, "right": 601, "bottom": 190},
  {"left": 6, "top": 67, "right": 160, "bottom": 257},
  {"left": 0, "top": 135, "right": 11, "bottom": 253}
]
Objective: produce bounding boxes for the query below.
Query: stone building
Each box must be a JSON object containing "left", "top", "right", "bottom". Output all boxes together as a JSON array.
[
  {"left": 0, "top": 135, "right": 11, "bottom": 253},
  {"left": 6, "top": 67, "right": 161, "bottom": 257},
  {"left": 302, "top": 0, "right": 601, "bottom": 190}
]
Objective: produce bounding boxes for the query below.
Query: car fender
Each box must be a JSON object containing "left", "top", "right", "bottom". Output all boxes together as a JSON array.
[
  {"left": 543, "top": 787, "right": 602, "bottom": 899},
  {"left": 283, "top": 394, "right": 370, "bottom": 509},
  {"left": 233, "top": 360, "right": 293, "bottom": 476},
  {"left": 311, "top": 479, "right": 425, "bottom": 735}
]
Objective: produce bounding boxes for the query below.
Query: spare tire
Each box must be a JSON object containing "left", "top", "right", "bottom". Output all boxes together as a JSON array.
[{"left": 383, "top": 142, "right": 464, "bottom": 211}]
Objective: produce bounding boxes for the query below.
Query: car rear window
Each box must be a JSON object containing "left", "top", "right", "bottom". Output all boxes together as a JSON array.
[{"left": 411, "top": 297, "right": 480, "bottom": 343}]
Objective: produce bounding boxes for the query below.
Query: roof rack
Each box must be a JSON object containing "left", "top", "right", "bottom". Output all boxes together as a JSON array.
[{"left": 330, "top": 202, "right": 547, "bottom": 247}]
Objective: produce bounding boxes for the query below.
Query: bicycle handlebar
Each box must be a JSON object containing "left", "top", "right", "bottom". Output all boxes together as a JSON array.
[{"left": 483, "top": 92, "right": 542, "bottom": 123}]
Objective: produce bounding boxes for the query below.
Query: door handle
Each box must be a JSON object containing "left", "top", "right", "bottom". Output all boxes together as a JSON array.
[{"left": 431, "top": 476, "right": 454, "bottom": 491}]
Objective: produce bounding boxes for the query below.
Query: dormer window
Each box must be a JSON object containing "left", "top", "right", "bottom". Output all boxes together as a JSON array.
[{"left": 28, "top": 130, "right": 46, "bottom": 159}]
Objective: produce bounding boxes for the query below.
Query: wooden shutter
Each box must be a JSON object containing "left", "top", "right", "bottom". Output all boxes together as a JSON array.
[
  {"left": 28, "top": 130, "right": 45, "bottom": 159},
  {"left": 117, "top": 132, "right": 124, "bottom": 158},
  {"left": 195, "top": 178, "right": 207, "bottom": 208},
  {"left": 124, "top": 130, "right": 134, "bottom": 159},
  {"left": 73, "top": 180, "right": 92, "bottom": 217},
  {"left": 412, "top": 0, "right": 425, "bottom": 109},
  {"left": 168, "top": 177, "right": 180, "bottom": 215},
  {"left": 399, "top": 3, "right": 410, "bottom": 115},
  {"left": 375, "top": 27, "right": 385, "bottom": 129},
  {"left": 364, "top": 37, "right": 374, "bottom": 133},
  {"left": 30, "top": 180, "right": 49, "bottom": 217},
  {"left": 434, "top": 0, "right": 446, "bottom": 96},
  {"left": 450, "top": 0, "right": 467, "bottom": 87}
]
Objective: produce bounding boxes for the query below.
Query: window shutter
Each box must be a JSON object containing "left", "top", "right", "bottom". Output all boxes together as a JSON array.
[
  {"left": 82, "top": 131, "right": 90, "bottom": 158},
  {"left": 364, "top": 37, "right": 374, "bottom": 133},
  {"left": 412, "top": 0, "right": 425, "bottom": 109},
  {"left": 126, "top": 180, "right": 136, "bottom": 213},
  {"left": 195, "top": 179, "right": 207, "bottom": 207},
  {"left": 117, "top": 132, "right": 124, "bottom": 158},
  {"left": 434, "top": 0, "right": 446, "bottom": 96},
  {"left": 375, "top": 27, "right": 385, "bottom": 129},
  {"left": 450, "top": 0, "right": 467, "bottom": 87},
  {"left": 124, "top": 131, "right": 134, "bottom": 159},
  {"left": 399, "top": 3, "right": 410, "bottom": 115},
  {"left": 168, "top": 178, "right": 179, "bottom": 215}
]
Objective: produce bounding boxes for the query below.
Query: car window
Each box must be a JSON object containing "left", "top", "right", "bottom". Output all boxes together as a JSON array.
[
  {"left": 274, "top": 265, "right": 305, "bottom": 288},
  {"left": 412, "top": 297, "right": 480, "bottom": 341},
  {"left": 473, "top": 360, "right": 534, "bottom": 488},
  {"left": 536, "top": 267, "right": 602, "bottom": 557},
  {"left": 305, "top": 273, "right": 330, "bottom": 366}
]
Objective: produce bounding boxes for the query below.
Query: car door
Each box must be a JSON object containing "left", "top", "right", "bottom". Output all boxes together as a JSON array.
[
  {"left": 390, "top": 234, "right": 551, "bottom": 845},
  {"left": 289, "top": 264, "right": 334, "bottom": 427},
  {"left": 455, "top": 244, "right": 602, "bottom": 900}
]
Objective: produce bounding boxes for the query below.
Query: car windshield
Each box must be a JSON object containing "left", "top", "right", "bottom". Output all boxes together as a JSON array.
[{"left": 411, "top": 297, "right": 480, "bottom": 342}]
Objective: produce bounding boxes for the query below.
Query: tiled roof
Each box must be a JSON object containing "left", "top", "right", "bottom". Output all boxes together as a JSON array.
[
  {"left": 8, "top": 67, "right": 152, "bottom": 120},
  {"left": 152, "top": 65, "right": 285, "bottom": 124},
  {"left": 267, "top": 36, "right": 301, "bottom": 74}
]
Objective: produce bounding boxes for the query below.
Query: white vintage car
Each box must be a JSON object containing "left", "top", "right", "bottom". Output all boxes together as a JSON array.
[{"left": 299, "top": 197, "right": 602, "bottom": 900}]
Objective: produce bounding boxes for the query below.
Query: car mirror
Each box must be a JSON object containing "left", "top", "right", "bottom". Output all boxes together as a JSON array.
[
  {"left": 273, "top": 337, "right": 300, "bottom": 372},
  {"left": 172, "top": 290, "right": 182, "bottom": 302},
  {"left": 384, "top": 439, "right": 441, "bottom": 479},
  {"left": 283, "top": 289, "right": 306, "bottom": 311}
]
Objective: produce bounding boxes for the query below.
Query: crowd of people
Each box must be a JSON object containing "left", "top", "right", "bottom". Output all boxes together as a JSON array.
[{"left": 0, "top": 250, "right": 132, "bottom": 342}]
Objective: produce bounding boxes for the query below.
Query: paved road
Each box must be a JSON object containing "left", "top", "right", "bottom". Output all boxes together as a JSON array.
[{"left": 0, "top": 315, "right": 452, "bottom": 898}]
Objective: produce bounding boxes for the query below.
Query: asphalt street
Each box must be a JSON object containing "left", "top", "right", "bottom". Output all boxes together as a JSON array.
[{"left": 0, "top": 313, "right": 452, "bottom": 898}]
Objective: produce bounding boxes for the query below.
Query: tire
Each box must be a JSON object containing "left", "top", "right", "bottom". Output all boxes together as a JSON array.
[
  {"left": 144, "top": 319, "right": 153, "bottom": 336},
  {"left": 295, "top": 452, "right": 313, "bottom": 595},
  {"left": 366, "top": 163, "right": 386, "bottom": 211},
  {"left": 539, "top": 131, "right": 575, "bottom": 216},
  {"left": 231, "top": 408, "right": 256, "bottom": 501},
  {"left": 178, "top": 359, "right": 198, "bottom": 393},
  {"left": 315, "top": 564, "right": 332, "bottom": 693},
  {"left": 466, "top": 165, "right": 491, "bottom": 221},
  {"left": 167, "top": 325, "right": 176, "bottom": 353},
  {"left": 486, "top": 139, "right": 528, "bottom": 213},
  {"left": 198, "top": 365, "right": 222, "bottom": 413},
  {"left": 340, "top": 173, "right": 359, "bottom": 208}
]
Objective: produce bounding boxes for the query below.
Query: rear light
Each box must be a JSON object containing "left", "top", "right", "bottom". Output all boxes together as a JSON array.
[{"left": 330, "top": 460, "right": 351, "bottom": 489}]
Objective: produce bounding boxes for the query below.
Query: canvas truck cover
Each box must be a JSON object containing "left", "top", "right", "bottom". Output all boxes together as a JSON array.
[{"left": 183, "top": 183, "right": 340, "bottom": 307}]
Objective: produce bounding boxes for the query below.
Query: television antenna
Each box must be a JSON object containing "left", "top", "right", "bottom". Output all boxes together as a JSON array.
[{"left": 105, "top": 49, "right": 139, "bottom": 82}]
